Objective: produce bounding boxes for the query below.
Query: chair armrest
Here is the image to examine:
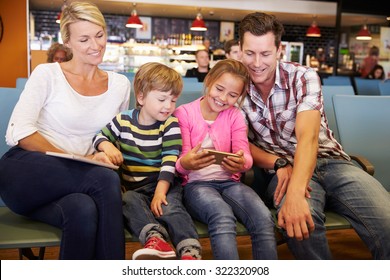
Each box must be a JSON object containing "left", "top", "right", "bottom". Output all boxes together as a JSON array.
[{"left": 350, "top": 154, "right": 375, "bottom": 175}]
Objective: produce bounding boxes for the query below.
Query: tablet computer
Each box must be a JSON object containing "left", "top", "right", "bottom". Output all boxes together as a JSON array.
[
  {"left": 46, "top": 151, "right": 119, "bottom": 170},
  {"left": 203, "top": 149, "right": 239, "bottom": 165}
]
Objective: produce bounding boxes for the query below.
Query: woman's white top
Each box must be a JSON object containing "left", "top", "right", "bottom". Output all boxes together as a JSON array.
[{"left": 6, "top": 63, "right": 131, "bottom": 155}]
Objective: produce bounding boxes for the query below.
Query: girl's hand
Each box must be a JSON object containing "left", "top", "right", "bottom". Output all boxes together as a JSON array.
[
  {"left": 220, "top": 150, "right": 245, "bottom": 174},
  {"left": 181, "top": 143, "right": 215, "bottom": 170}
]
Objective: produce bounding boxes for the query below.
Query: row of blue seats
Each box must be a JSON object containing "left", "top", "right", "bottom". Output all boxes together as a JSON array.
[
  {"left": 321, "top": 85, "right": 390, "bottom": 191},
  {"left": 322, "top": 76, "right": 390, "bottom": 96}
]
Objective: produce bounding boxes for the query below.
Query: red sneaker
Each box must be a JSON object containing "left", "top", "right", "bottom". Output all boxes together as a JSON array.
[
  {"left": 132, "top": 236, "right": 177, "bottom": 260},
  {"left": 181, "top": 254, "right": 200, "bottom": 260}
]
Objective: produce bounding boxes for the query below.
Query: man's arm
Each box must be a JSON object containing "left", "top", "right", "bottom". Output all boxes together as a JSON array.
[{"left": 278, "top": 109, "right": 320, "bottom": 240}]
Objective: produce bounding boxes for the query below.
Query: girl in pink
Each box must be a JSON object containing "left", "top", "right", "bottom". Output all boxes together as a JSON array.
[{"left": 175, "top": 59, "right": 277, "bottom": 259}]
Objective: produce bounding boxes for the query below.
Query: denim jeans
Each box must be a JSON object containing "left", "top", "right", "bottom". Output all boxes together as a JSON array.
[
  {"left": 0, "top": 147, "right": 125, "bottom": 260},
  {"left": 183, "top": 180, "right": 277, "bottom": 260},
  {"left": 262, "top": 158, "right": 390, "bottom": 260},
  {"left": 122, "top": 180, "right": 200, "bottom": 253}
]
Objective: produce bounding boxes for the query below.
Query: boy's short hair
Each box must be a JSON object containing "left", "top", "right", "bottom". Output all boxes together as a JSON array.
[{"left": 133, "top": 62, "right": 183, "bottom": 108}]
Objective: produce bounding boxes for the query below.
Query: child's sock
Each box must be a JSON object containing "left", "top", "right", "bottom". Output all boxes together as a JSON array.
[
  {"left": 179, "top": 245, "right": 202, "bottom": 260},
  {"left": 145, "top": 229, "right": 164, "bottom": 242}
]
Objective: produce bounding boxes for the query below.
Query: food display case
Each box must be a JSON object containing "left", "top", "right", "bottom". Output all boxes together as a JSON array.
[{"left": 280, "top": 41, "right": 304, "bottom": 64}]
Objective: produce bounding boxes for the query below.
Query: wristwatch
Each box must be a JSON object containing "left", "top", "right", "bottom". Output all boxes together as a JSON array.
[{"left": 274, "top": 158, "right": 290, "bottom": 172}]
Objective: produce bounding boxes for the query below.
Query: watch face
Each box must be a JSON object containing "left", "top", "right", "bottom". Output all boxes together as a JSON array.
[
  {"left": 274, "top": 158, "right": 289, "bottom": 171},
  {"left": 276, "top": 158, "right": 288, "bottom": 167}
]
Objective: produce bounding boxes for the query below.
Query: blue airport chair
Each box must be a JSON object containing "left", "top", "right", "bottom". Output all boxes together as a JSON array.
[
  {"left": 16, "top": 77, "right": 28, "bottom": 90},
  {"left": 354, "top": 77, "right": 381, "bottom": 96},
  {"left": 321, "top": 85, "right": 355, "bottom": 142},
  {"left": 333, "top": 95, "right": 390, "bottom": 190},
  {"left": 177, "top": 90, "right": 203, "bottom": 107},
  {"left": 0, "top": 87, "right": 22, "bottom": 157},
  {"left": 378, "top": 79, "right": 390, "bottom": 96},
  {"left": 322, "top": 76, "right": 352, "bottom": 86},
  {"left": 182, "top": 77, "right": 204, "bottom": 92}
]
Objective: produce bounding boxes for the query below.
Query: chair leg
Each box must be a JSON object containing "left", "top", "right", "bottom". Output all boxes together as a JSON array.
[
  {"left": 38, "top": 247, "right": 46, "bottom": 260},
  {"left": 18, "top": 247, "right": 46, "bottom": 260}
]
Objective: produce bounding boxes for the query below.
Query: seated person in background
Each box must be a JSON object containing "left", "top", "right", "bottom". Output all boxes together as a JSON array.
[
  {"left": 175, "top": 59, "right": 277, "bottom": 260},
  {"left": 46, "top": 42, "right": 72, "bottom": 63},
  {"left": 366, "top": 64, "right": 385, "bottom": 80},
  {"left": 360, "top": 45, "right": 379, "bottom": 78},
  {"left": 224, "top": 39, "right": 242, "bottom": 61},
  {"left": 93, "top": 62, "right": 202, "bottom": 260},
  {"left": 185, "top": 49, "right": 210, "bottom": 82}
]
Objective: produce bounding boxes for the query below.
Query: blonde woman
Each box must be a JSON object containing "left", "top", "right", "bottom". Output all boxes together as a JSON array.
[{"left": 0, "top": 2, "right": 130, "bottom": 259}]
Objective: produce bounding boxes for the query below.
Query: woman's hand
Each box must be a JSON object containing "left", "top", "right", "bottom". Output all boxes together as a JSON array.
[{"left": 181, "top": 144, "right": 215, "bottom": 170}]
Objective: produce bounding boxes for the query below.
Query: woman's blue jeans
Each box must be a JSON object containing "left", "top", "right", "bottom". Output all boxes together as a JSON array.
[
  {"left": 183, "top": 180, "right": 277, "bottom": 260},
  {"left": 0, "top": 147, "right": 125, "bottom": 259},
  {"left": 262, "top": 158, "right": 390, "bottom": 260},
  {"left": 122, "top": 180, "right": 200, "bottom": 253}
]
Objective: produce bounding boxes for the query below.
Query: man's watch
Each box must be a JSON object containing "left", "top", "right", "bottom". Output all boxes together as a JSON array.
[{"left": 274, "top": 158, "right": 290, "bottom": 172}]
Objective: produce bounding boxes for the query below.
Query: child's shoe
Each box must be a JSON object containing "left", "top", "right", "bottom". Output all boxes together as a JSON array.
[
  {"left": 179, "top": 246, "right": 202, "bottom": 260},
  {"left": 132, "top": 236, "right": 176, "bottom": 260},
  {"left": 181, "top": 254, "right": 200, "bottom": 260}
]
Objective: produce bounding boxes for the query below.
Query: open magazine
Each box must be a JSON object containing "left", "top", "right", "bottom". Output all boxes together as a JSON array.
[{"left": 46, "top": 151, "right": 119, "bottom": 170}]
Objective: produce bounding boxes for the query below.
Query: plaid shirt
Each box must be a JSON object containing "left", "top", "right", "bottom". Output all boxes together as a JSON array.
[{"left": 241, "top": 61, "right": 349, "bottom": 165}]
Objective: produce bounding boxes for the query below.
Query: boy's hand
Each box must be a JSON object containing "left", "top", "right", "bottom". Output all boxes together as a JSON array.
[
  {"left": 97, "top": 141, "right": 123, "bottom": 166},
  {"left": 181, "top": 143, "right": 215, "bottom": 170},
  {"left": 151, "top": 192, "right": 168, "bottom": 217}
]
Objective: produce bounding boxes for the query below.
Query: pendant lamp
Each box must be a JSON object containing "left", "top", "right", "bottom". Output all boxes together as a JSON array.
[
  {"left": 55, "top": 0, "right": 67, "bottom": 24},
  {"left": 126, "top": 3, "right": 143, "bottom": 29},
  {"left": 356, "top": 24, "right": 372, "bottom": 40},
  {"left": 56, "top": 12, "right": 61, "bottom": 24},
  {"left": 306, "top": 18, "right": 321, "bottom": 37},
  {"left": 191, "top": 9, "right": 207, "bottom": 31}
]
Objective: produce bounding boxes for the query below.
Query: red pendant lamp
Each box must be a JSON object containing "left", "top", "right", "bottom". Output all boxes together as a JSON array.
[
  {"left": 356, "top": 24, "right": 372, "bottom": 40},
  {"left": 306, "top": 18, "right": 321, "bottom": 37},
  {"left": 191, "top": 9, "right": 207, "bottom": 31},
  {"left": 55, "top": 0, "right": 67, "bottom": 24},
  {"left": 126, "top": 3, "right": 143, "bottom": 29}
]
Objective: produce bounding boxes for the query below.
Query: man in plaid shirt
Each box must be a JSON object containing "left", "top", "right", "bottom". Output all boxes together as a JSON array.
[{"left": 238, "top": 12, "right": 390, "bottom": 260}]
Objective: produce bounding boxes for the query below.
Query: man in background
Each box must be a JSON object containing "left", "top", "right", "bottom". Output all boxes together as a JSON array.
[{"left": 224, "top": 39, "right": 242, "bottom": 61}]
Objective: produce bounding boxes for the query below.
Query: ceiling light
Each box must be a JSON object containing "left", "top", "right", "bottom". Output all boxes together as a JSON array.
[
  {"left": 306, "top": 18, "right": 321, "bottom": 37},
  {"left": 191, "top": 9, "right": 207, "bottom": 31},
  {"left": 126, "top": 3, "right": 143, "bottom": 29},
  {"left": 55, "top": 0, "right": 67, "bottom": 24},
  {"left": 356, "top": 24, "right": 372, "bottom": 40}
]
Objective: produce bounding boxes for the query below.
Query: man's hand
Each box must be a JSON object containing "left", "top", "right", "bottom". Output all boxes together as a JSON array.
[
  {"left": 274, "top": 165, "right": 312, "bottom": 205},
  {"left": 277, "top": 193, "right": 315, "bottom": 240}
]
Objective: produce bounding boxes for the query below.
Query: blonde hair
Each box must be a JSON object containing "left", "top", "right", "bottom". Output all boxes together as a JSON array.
[
  {"left": 133, "top": 62, "right": 183, "bottom": 109},
  {"left": 60, "top": 1, "right": 106, "bottom": 44},
  {"left": 203, "top": 59, "right": 249, "bottom": 107}
]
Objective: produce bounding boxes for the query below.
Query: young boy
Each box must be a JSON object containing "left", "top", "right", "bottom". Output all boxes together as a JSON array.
[{"left": 93, "top": 62, "right": 202, "bottom": 260}]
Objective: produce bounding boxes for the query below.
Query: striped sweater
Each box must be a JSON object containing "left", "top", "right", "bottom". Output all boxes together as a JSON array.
[{"left": 93, "top": 109, "right": 182, "bottom": 190}]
